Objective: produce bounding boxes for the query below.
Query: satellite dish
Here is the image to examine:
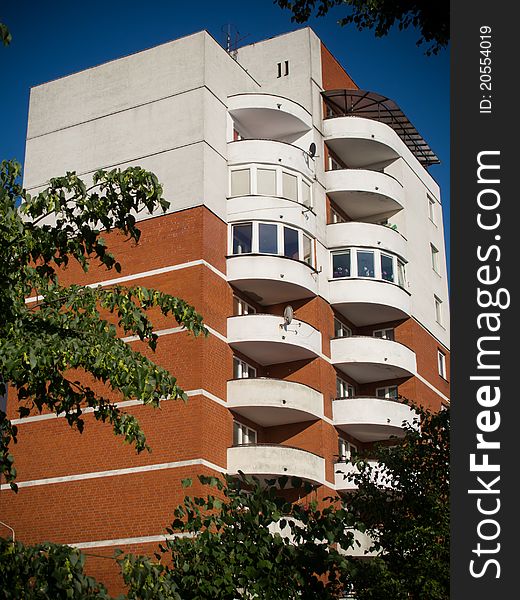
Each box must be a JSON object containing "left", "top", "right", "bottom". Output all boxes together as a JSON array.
[
  {"left": 283, "top": 305, "right": 294, "bottom": 325},
  {"left": 308, "top": 142, "right": 316, "bottom": 158}
]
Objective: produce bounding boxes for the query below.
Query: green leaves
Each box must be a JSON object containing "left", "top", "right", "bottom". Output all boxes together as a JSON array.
[
  {"left": 138, "top": 474, "right": 356, "bottom": 599},
  {"left": 0, "top": 160, "right": 207, "bottom": 488},
  {"left": 0, "top": 539, "right": 111, "bottom": 599},
  {"left": 275, "top": 0, "right": 449, "bottom": 55}
]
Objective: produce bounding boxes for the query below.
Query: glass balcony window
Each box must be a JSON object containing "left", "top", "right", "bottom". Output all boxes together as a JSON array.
[
  {"left": 332, "top": 248, "right": 406, "bottom": 287},
  {"left": 230, "top": 222, "right": 314, "bottom": 267}
]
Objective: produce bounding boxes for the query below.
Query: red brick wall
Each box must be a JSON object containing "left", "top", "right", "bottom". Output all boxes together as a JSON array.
[{"left": 321, "top": 44, "right": 358, "bottom": 91}]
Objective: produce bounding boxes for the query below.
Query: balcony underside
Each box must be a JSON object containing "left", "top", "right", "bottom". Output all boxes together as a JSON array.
[
  {"left": 335, "top": 361, "right": 413, "bottom": 384},
  {"left": 333, "top": 300, "right": 409, "bottom": 327},
  {"left": 230, "top": 339, "right": 317, "bottom": 365},
  {"left": 327, "top": 188, "right": 403, "bottom": 221}
]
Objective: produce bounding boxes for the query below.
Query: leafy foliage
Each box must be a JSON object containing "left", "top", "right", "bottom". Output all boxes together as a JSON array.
[
  {"left": 342, "top": 403, "right": 450, "bottom": 599},
  {"left": 0, "top": 159, "right": 207, "bottom": 490},
  {"left": 0, "top": 22, "right": 11, "bottom": 46},
  {"left": 275, "top": 0, "right": 449, "bottom": 55},
  {"left": 120, "top": 474, "right": 358, "bottom": 599},
  {"left": 0, "top": 538, "right": 111, "bottom": 599}
]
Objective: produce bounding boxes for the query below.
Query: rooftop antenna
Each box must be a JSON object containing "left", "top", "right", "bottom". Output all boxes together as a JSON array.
[{"left": 221, "top": 24, "right": 250, "bottom": 60}]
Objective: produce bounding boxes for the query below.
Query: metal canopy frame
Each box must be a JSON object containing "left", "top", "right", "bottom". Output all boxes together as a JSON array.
[{"left": 322, "top": 89, "right": 440, "bottom": 167}]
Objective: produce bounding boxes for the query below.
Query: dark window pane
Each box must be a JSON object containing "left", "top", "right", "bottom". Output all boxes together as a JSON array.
[
  {"left": 259, "top": 223, "right": 278, "bottom": 254},
  {"left": 357, "top": 251, "right": 375, "bottom": 278},
  {"left": 381, "top": 254, "right": 394, "bottom": 282},
  {"left": 232, "top": 223, "right": 252, "bottom": 254},
  {"left": 283, "top": 227, "right": 299, "bottom": 259},
  {"left": 333, "top": 252, "right": 350, "bottom": 278}
]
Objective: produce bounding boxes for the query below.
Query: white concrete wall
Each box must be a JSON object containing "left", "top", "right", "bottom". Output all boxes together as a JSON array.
[{"left": 23, "top": 31, "right": 258, "bottom": 224}]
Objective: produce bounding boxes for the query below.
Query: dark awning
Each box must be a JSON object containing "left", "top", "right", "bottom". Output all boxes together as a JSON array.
[{"left": 322, "top": 89, "right": 440, "bottom": 167}]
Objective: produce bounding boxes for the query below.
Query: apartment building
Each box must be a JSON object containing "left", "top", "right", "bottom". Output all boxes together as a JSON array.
[{"left": 1, "top": 28, "right": 450, "bottom": 590}]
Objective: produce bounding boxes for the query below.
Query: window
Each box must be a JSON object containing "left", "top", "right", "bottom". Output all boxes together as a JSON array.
[
  {"left": 397, "top": 259, "right": 406, "bottom": 287},
  {"left": 327, "top": 154, "right": 344, "bottom": 171},
  {"left": 334, "top": 318, "right": 352, "bottom": 339},
  {"left": 330, "top": 205, "right": 346, "bottom": 224},
  {"left": 302, "top": 180, "right": 312, "bottom": 207},
  {"left": 336, "top": 376, "right": 355, "bottom": 399},
  {"left": 230, "top": 169, "right": 250, "bottom": 196},
  {"left": 338, "top": 438, "right": 357, "bottom": 462},
  {"left": 434, "top": 296, "right": 443, "bottom": 325},
  {"left": 381, "top": 253, "right": 394, "bottom": 282},
  {"left": 232, "top": 223, "right": 252, "bottom": 254},
  {"left": 259, "top": 223, "right": 278, "bottom": 254},
  {"left": 357, "top": 251, "right": 375, "bottom": 278},
  {"left": 438, "top": 350, "right": 447, "bottom": 379},
  {"left": 230, "top": 222, "right": 314, "bottom": 265},
  {"left": 376, "top": 386, "right": 399, "bottom": 400},
  {"left": 257, "top": 168, "right": 277, "bottom": 196},
  {"left": 233, "top": 357, "right": 257, "bottom": 379},
  {"left": 332, "top": 251, "right": 351, "bottom": 278},
  {"left": 277, "top": 60, "right": 289, "bottom": 77},
  {"left": 233, "top": 421, "right": 257, "bottom": 445},
  {"left": 233, "top": 296, "right": 256, "bottom": 316},
  {"left": 283, "top": 226, "right": 299, "bottom": 260},
  {"left": 428, "top": 195, "right": 436, "bottom": 223},
  {"left": 373, "top": 328, "right": 395, "bottom": 341},
  {"left": 431, "top": 243, "right": 440, "bottom": 273},
  {"left": 302, "top": 234, "right": 313, "bottom": 267},
  {"left": 282, "top": 172, "right": 298, "bottom": 202}
]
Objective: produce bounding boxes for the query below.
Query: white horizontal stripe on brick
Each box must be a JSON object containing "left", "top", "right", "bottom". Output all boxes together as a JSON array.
[
  {"left": 70, "top": 532, "right": 191, "bottom": 550},
  {"left": 11, "top": 389, "right": 227, "bottom": 425},
  {"left": 25, "top": 259, "right": 227, "bottom": 304},
  {"left": 0, "top": 459, "right": 226, "bottom": 491}
]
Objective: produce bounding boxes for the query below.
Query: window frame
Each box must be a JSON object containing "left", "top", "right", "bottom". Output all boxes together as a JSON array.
[
  {"left": 338, "top": 437, "right": 357, "bottom": 462},
  {"left": 233, "top": 356, "right": 257, "bottom": 379},
  {"left": 430, "top": 243, "right": 440, "bottom": 274},
  {"left": 428, "top": 195, "right": 437, "bottom": 224},
  {"left": 334, "top": 318, "right": 352, "bottom": 339},
  {"left": 336, "top": 376, "right": 355, "bottom": 399},
  {"left": 228, "top": 164, "right": 313, "bottom": 208},
  {"left": 233, "top": 296, "right": 257, "bottom": 316},
  {"left": 437, "top": 350, "right": 447, "bottom": 379},
  {"left": 331, "top": 248, "right": 406, "bottom": 287},
  {"left": 375, "top": 385, "right": 399, "bottom": 400},
  {"left": 230, "top": 221, "right": 315, "bottom": 268},
  {"left": 373, "top": 327, "right": 395, "bottom": 341},
  {"left": 233, "top": 421, "right": 258, "bottom": 445},
  {"left": 434, "top": 295, "right": 443, "bottom": 326}
]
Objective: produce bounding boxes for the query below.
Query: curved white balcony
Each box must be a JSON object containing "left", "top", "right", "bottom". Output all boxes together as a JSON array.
[
  {"left": 325, "top": 169, "right": 404, "bottom": 221},
  {"left": 227, "top": 378, "right": 324, "bottom": 426},
  {"left": 324, "top": 116, "right": 404, "bottom": 169},
  {"left": 335, "top": 459, "right": 387, "bottom": 491},
  {"left": 227, "top": 254, "right": 318, "bottom": 306},
  {"left": 228, "top": 93, "right": 312, "bottom": 140},
  {"left": 227, "top": 196, "right": 317, "bottom": 237},
  {"left": 327, "top": 222, "right": 407, "bottom": 259},
  {"left": 228, "top": 139, "right": 315, "bottom": 179},
  {"left": 331, "top": 337, "right": 416, "bottom": 383},
  {"left": 228, "top": 444, "right": 325, "bottom": 484},
  {"left": 228, "top": 314, "right": 322, "bottom": 365},
  {"left": 340, "top": 529, "right": 378, "bottom": 558},
  {"left": 329, "top": 278, "right": 411, "bottom": 326},
  {"left": 334, "top": 397, "right": 417, "bottom": 442}
]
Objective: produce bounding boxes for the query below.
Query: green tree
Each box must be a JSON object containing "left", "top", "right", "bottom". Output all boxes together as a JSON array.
[
  {"left": 275, "top": 0, "right": 449, "bottom": 55},
  {"left": 342, "top": 404, "right": 450, "bottom": 599},
  {"left": 119, "top": 474, "right": 358, "bottom": 599},
  {"left": 0, "top": 538, "right": 111, "bottom": 599},
  {"left": 0, "top": 161, "right": 207, "bottom": 490}
]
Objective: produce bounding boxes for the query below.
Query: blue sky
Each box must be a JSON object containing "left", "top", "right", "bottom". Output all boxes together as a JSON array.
[{"left": 1, "top": 0, "right": 449, "bottom": 266}]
